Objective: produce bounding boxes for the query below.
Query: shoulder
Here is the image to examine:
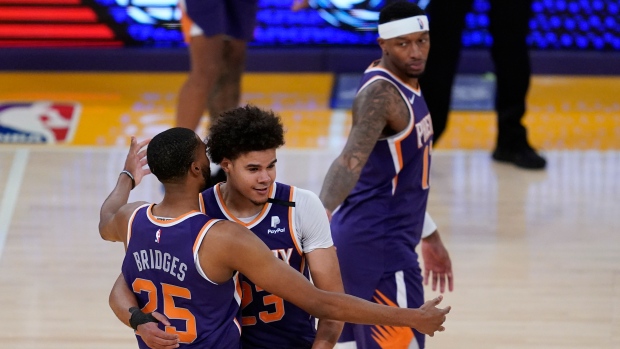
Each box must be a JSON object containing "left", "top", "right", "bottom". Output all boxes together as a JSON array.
[
  {"left": 290, "top": 187, "right": 332, "bottom": 243},
  {"left": 205, "top": 220, "right": 250, "bottom": 241},
  {"left": 355, "top": 78, "right": 404, "bottom": 111},
  {"left": 354, "top": 78, "right": 407, "bottom": 123},
  {"left": 111, "top": 201, "right": 149, "bottom": 243},
  {"left": 119, "top": 201, "right": 149, "bottom": 222},
  {"left": 200, "top": 220, "right": 266, "bottom": 260},
  {"left": 291, "top": 187, "right": 322, "bottom": 210},
  {"left": 358, "top": 77, "right": 400, "bottom": 98}
]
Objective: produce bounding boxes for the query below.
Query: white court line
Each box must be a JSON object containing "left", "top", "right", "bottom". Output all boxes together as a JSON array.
[{"left": 0, "top": 148, "right": 29, "bottom": 260}]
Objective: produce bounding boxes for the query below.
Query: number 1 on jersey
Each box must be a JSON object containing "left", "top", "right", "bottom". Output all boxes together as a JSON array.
[{"left": 422, "top": 142, "right": 432, "bottom": 189}]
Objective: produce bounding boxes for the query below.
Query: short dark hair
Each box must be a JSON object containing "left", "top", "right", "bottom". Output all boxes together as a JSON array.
[
  {"left": 147, "top": 127, "right": 201, "bottom": 182},
  {"left": 207, "top": 105, "right": 285, "bottom": 164},
  {"left": 379, "top": 1, "right": 425, "bottom": 24}
]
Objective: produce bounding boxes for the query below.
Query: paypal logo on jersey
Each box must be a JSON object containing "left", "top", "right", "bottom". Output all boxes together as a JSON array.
[{"left": 268, "top": 216, "right": 285, "bottom": 234}]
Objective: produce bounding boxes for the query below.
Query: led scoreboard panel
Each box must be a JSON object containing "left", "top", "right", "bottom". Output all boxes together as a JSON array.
[{"left": 0, "top": 0, "right": 618, "bottom": 50}]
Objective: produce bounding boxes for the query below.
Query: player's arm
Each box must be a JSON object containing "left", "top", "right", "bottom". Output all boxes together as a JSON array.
[
  {"left": 109, "top": 274, "right": 180, "bottom": 349},
  {"left": 295, "top": 189, "right": 344, "bottom": 348},
  {"left": 200, "top": 221, "right": 450, "bottom": 336},
  {"left": 109, "top": 273, "right": 140, "bottom": 328},
  {"left": 99, "top": 137, "right": 151, "bottom": 241},
  {"left": 319, "top": 80, "right": 404, "bottom": 213},
  {"left": 306, "top": 247, "right": 344, "bottom": 349}
]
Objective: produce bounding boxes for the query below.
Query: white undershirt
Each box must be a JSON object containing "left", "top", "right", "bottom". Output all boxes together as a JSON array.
[{"left": 236, "top": 187, "right": 334, "bottom": 254}]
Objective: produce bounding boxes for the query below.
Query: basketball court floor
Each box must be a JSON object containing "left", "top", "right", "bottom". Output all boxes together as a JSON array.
[{"left": 0, "top": 72, "right": 618, "bottom": 348}]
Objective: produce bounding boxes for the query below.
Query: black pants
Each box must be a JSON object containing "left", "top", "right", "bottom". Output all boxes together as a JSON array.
[{"left": 420, "top": 0, "right": 533, "bottom": 150}]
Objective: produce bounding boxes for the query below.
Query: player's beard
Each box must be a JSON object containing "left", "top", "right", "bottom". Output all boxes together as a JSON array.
[
  {"left": 199, "top": 165, "right": 211, "bottom": 192},
  {"left": 250, "top": 198, "right": 269, "bottom": 206},
  {"left": 249, "top": 187, "right": 271, "bottom": 206},
  {"left": 406, "top": 64, "right": 425, "bottom": 78}
]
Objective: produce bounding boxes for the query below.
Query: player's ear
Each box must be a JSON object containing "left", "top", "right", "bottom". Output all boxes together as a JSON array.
[
  {"left": 220, "top": 158, "right": 231, "bottom": 173},
  {"left": 377, "top": 37, "right": 386, "bottom": 50},
  {"left": 190, "top": 161, "right": 201, "bottom": 176}
]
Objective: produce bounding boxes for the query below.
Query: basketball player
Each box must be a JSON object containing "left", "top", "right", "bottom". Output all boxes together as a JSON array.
[
  {"left": 98, "top": 127, "right": 450, "bottom": 348},
  {"left": 318, "top": 2, "right": 454, "bottom": 348},
  {"left": 108, "top": 105, "right": 345, "bottom": 348},
  {"left": 176, "top": 0, "right": 310, "bottom": 185}
]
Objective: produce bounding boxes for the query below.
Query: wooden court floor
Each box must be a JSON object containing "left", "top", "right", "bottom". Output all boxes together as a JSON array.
[{"left": 0, "top": 145, "right": 618, "bottom": 349}]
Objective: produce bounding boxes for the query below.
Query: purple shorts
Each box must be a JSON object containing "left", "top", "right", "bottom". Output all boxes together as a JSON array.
[
  {"left": 182, "top": 0, "right": 258, "bottom": 41},
  {"left": 338, "top": 268, "right": 426, "bottom": 349}
]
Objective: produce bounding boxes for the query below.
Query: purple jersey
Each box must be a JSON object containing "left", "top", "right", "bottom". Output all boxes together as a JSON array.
[
  {"left": 201, "top": 182, "right": 315, "bottom": 349},
  {"left": 331, "top": 62, "right": 434, "bottom": 300},
  {"left": 121, "top": 204, "right": 242, "bottom": 349}
]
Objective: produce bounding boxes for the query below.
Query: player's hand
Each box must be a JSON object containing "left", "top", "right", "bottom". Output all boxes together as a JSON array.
[
  {"left": 123, "top": 136, "right": 152, "bottom": 188},
  {"left": 415, "top": 295, "right": 451, "bottom": 337},
  {"left": 291, "top": 0, "right": 310, "bottom": 11},
  {"left": 421, "top": 231, "right": 454, "bottom": 293},
  {"left": 136, "top": 312, "right": 179, "bottom": 349}
]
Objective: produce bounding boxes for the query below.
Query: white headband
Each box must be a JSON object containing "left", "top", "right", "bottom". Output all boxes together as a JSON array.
[{"left": 378, "top": 15, "right": 429, "bottom": 39}]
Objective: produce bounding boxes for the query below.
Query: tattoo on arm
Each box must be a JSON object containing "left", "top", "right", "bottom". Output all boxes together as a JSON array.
[{"left": 320, "top": 80, "right": 408, "bottom": 211}]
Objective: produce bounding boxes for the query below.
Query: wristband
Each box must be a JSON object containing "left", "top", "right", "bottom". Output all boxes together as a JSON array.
[
  {"left": 120, "top": 170, "right": 136, "bottom": 190},
  {"left": 128, "top": 307, "right": 159, "bottom": 330}
]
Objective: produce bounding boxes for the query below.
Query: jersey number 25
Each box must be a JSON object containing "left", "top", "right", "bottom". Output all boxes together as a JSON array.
[{"left": 133, "top": 278, "right": 197, "bottom": 343}]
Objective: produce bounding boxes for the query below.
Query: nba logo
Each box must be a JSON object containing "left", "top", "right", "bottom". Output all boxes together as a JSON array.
[
  {"left": 417, "top": 18, "right": 424, "bottom": 30},
  {"left": 271, "top": 216, "right": 280, "bottom": 228},
  {"left": 155, "top": 229, "right": 161, "bottom": 243},
  {"left": 0, "top": 102, "right": 81, "bottom": 144}
]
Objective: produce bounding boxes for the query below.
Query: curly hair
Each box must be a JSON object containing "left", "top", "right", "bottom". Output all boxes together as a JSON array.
[
  {"left": 379, "top": 1, "right": 425, "bottom": 24},
  {"left": 207, "top": 105, "right": 285, "bottom": 164},
  {"left": 147, "top": 127, "right": 200, "bottom": 182}
]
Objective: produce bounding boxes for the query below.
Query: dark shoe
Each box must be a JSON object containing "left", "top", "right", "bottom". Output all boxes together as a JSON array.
[
  {"left": 208, "top": 168, "right": 227, "bottom": 187},
  {"left": 492, "top": 147, "right": 547, "bottom": 170}
]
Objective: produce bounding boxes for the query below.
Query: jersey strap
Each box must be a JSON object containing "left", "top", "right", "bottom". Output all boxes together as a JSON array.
[{"left": 267, "top": 197, "right": 295, "bottom": 207}]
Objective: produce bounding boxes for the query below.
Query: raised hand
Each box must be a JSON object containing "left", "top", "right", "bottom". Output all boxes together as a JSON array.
[{"left": 123, "top": 136, "right": 152, "bottom": 188}]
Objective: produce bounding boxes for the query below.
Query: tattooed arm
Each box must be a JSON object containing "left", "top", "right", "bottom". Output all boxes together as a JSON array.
[{"left": 319, "top": 80, "right": 409, "bottom": 212}]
